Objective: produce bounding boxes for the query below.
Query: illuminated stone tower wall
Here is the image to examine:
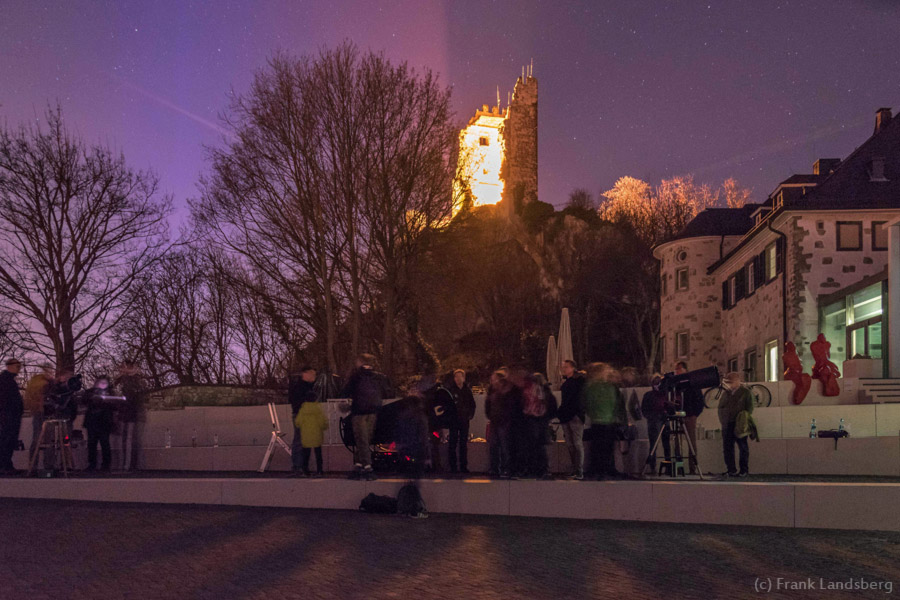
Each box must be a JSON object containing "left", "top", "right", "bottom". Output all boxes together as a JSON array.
[
  {"left": 456, "top": 68, "right": 538, "bottom": 215},
  {"left": 501, "top": 73, "right": 538, "bottom": 213}
]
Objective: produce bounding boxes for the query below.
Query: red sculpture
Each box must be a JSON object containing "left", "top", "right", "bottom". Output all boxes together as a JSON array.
[
  {"left": 782, "top": 341, "right": 812, "bottom": 404},
  {"left": 811, "top": 333, "right": 841, "bottom": 397}
]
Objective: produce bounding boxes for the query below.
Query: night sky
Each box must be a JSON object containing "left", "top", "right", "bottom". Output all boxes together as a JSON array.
[{"left": 2, "top": 1, "right": 899, "bottom": 218}]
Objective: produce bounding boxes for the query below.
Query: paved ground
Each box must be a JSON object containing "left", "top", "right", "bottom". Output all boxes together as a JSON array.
[{"left": 1, "top": 499, "right": 899, "bottom": 599}]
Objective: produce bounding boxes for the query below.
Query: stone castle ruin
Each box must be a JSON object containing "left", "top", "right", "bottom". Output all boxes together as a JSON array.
[{"left": 455, "top": 65, "right": 538, "bottom": 215}]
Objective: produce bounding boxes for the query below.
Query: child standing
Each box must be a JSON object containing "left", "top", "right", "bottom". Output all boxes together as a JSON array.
[{"left": 294, "top": 391, "right": 328, "bottom": 477}]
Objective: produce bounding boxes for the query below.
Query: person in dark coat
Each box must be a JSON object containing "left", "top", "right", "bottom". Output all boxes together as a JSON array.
[
  {"left": 447, "top": 369, "right": 476, "bottom": 473},
  {"left": 116, "top": 361, "right": 146, "bottom": 471},
  {"left": 394, "top": 395, "right": 431, "bottom": 479},
  {"left": 522, "top": 373, "right": 557, "bottom": 479},
  {"left": 341, "top": 354, "right": 392, "bottom": 480},
  {"left": 288, "top": 366, "right": 316, "bottom": 473},
  {"left": 0, "top": 358, "right": 24, "bottom": 474},
  {"left": 557, "top": 360, "right": 586, "bottom": 480},
  {"left": 424, "top": 380, "right": 455, "bottom": 473},
  {"left": 485, "top": 369, "right": 523, "bottom": 478},
  {"left": 83, "top": 375, "right": 116, "bottom": 471}
]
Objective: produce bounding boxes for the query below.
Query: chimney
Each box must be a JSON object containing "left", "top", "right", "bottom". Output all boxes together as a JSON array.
[
  {"left": 813, "top": 158, "right": 840, "bottom": 175},
  {"left": 875, "top": 108, "right": 892, "bottom": 134}
]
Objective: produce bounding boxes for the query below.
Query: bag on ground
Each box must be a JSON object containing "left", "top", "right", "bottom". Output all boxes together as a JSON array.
[
  {"left": 359, "top": 493, "right": 397, "bottom": 514},
  {"left": 396, "top": 483, "right": 427, "bottom": 517}
]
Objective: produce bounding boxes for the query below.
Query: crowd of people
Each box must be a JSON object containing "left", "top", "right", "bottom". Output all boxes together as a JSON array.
[
  {"left": 0, "top": 357, "right": 146, "bottom": 476},
  {"left": 0, "top": 352, "right": 755, "bottom": 479}
]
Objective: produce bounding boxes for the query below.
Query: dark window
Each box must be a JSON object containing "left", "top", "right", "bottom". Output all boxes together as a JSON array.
[
  {"left": 676, "top": 267, "right": 689, "bottom": 291},
  {"left": 745, "top": 261, "right": 755, "bottom": 295},
  {"left": 675, "top": 331, "right": 689, "bottom": 359},
  {"left": 479, "top": 136, "right": 490, "bottom": 146},
  {"left": 837, "top": 221, "right": 863, "bottom": 251},
  {"left": 744, "top": 349, "right": 758, "bottom": 382},
  {"left": 873, "top": 221, "right": 888, "bottom": 251},
  {"left": 661, "top": 274, "right": 668, "bottom": 296},
  {"left": 721, "top": 280, "right": 730, "bottom": 310},
  {"left": 727, "top": 356, "right": 739, "bottom": 373},
  {"left": 659, "top": 335, "right": 666, "bottom": 364}
]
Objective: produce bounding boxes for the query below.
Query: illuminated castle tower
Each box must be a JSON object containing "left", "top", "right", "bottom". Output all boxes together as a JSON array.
[{"left": 455, "top": 65, "right": 538, "bottom": 215}]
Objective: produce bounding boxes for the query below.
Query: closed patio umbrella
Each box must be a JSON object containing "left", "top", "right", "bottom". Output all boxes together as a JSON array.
[{"left": 546, "top": 335, "right": 560, "bottom": 386}]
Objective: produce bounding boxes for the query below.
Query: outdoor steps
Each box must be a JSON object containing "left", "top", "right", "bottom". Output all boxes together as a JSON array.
[{"left": 859, "top": 379, "right": 900, "bottom": 403}]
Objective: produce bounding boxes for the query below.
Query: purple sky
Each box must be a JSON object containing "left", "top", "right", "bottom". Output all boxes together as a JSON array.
[{"left": 2, "top": 1, "right": 899, "bottom": 220}]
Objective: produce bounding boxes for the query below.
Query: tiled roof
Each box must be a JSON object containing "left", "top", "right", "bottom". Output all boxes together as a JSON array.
[{"left": 670, "top": 204, "right": 758, "bottom": 241}]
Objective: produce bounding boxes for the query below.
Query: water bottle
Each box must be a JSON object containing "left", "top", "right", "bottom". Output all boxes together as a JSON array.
[
  {"left": 165, "top": 428, "right": 172, "bottom": 449},
  {"left": 213, "top": 434, "right": 219, "bottom": 448},
  {"left": 809, "top": 418, "right": 817, "bottom": 439}
]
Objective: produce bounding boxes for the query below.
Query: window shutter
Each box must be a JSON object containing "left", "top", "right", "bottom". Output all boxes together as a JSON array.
[
  {"left": 775, "top": 237, "right": 785, "bottom": 275},
  {"left": 755, "top": 253, "right": 765, "bottom": 285},
  {"left": 722, "top": 280, "right": 729, "bottom": 309},
  {"left": 735, "top": 270, "right": 745, "bottom": 301}
]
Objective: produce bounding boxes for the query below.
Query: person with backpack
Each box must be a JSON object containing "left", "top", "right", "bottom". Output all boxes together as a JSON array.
[
  {"left": 641, "top": 374, "right": 671, "bottom": 474},
  {"left": 294, "top": 391, "right": 328, "bottom": 477},
  {"left": 557, "top": 360, "right": 585, "bottom": 480},
  {"left": 341, "top": 354, "right": 392, "bottom": 480}
]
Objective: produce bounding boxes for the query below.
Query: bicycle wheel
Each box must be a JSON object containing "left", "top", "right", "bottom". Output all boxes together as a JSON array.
[
  {"left": 703, "top": 386, "right": 723, "bottom": 409},
  {"left": 750, "top": 384, "right": 772, "bottom": 408}
]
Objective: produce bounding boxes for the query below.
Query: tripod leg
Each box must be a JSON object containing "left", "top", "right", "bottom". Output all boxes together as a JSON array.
[
  {"left": 276, "top": 437, "right": 293, "bottom": 456},
  {"left": 27, "top": 421, "right": 48, "bottom": 475},
  {"left": 682, "top": 427, "right": 704, "bottom": 480},
  {"left": 645, "top": 425, "right": 666, "bottom": 473},
  {"left": 258, "top": 434, "right": 277, "bottom": 473}
]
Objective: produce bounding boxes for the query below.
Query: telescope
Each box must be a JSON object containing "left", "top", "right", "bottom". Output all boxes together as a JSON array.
[{"left": 660, "top": 365, "right": 720, "bottom": 394}]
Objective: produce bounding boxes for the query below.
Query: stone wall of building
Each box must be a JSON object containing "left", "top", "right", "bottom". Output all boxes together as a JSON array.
[
  {"left": 658, "top": 236, "right": 740, "bottom": 371},
  {"left": 790, "top": 213, "right": 892, "bottom": 358},
  {"left": 500, "top": 75, "right": 538, "bottom": 211},
  {"left": 718, "top": 231, "right": 784, "bottom": 380}
]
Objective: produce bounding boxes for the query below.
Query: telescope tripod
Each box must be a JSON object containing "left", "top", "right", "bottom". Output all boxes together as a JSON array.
[
  {"left": 646, "top": 415, "right": 704, "bottom": 480},
  {"left": 258, "top": 402, "right": 293, "bottom": 473},
  {"left": 27, "top": 419, "right": 75, "bottom": 478}
]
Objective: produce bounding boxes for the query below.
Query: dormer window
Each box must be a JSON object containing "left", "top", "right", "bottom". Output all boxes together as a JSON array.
[{"left": 869, "top": 157, "right": 888, "bottom": 182}]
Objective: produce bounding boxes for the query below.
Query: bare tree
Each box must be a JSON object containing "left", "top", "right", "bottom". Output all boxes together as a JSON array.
[{"left": 0, "top": 107, "right": 171, "bottom": 371}]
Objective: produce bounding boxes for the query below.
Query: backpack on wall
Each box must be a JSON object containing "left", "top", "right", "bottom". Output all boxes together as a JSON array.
[{"left": 396, "top": 483, "right": 427, "bottom": 518}]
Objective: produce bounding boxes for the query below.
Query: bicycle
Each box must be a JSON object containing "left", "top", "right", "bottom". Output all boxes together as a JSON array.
[{"left": 703, "top": 383, "right": 772, "bottom": 409}]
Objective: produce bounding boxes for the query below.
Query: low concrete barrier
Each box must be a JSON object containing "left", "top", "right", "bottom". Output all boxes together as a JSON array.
[{"left": 2, "top": 477, "right": 898, "bottom": 532}]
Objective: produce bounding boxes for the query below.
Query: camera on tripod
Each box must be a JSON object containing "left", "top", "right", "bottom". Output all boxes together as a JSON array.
[{"left": 43, "top": 374, "right": 83, "bottom": 419}]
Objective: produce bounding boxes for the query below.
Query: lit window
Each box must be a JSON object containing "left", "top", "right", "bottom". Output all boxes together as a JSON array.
[
  {"left": 746, "top": 261, "right": 755, "bottom": 294},
  {"left": 837, "top": 221, "right": 863, "bottom": 251},
  {"left": 765, "top": 243, "right": 777, "bottom": 281},
  {"left": 873, "top": 221, "right": 888, "bottom": 251},
  {"left": 675, "top": 331, "right": 689, "bottom": 359},
  {"left": 764, "top": 339, "right": 779, "bottom": 382},
  {"left": 676, "top": 267, "right": 689, "bottom": 291}
]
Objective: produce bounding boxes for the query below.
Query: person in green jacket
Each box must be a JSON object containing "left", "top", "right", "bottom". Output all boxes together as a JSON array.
[
  {"left": 294, "top": 392, "right": 329, "bottom": 477},
  {"left": 581, "top": 363, "right": 627, "bottom": 480},
  {"left": 717, "top": 371, "right": 753, "bottom": 477}
]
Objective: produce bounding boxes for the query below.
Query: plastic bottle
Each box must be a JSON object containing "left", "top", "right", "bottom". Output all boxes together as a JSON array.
[
  {"left": 165, "top": 428, "right": 172, "bottom": 449},
  {"left": 809, "top": 418, "right": 817, "bottom": 439}
]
